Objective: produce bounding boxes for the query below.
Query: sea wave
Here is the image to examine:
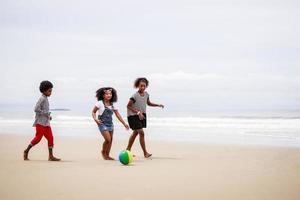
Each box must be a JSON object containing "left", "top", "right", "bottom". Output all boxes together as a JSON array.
[
  {"left": 1, "top": 115, "right": 300, "bottom": 128},
  {"left": 0, "top": 115, "right": 299, "bottom": 146}
]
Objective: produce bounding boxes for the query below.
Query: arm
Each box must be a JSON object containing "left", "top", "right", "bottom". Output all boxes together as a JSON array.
[
  {"left": 34, "top": 98, "right": 50, "bottom": 116},
  {"left": 114, "top": 110, "right": 129, "bottom": 130},
  {"left": 147, "top": 98, "right": 164, "bottom": 108},
  {"left": 92, "top": 106, "right": 102, "bottom": 125},
  {"left": 127, "top": 99, "right": 145, "bottom": 120},
  {"left": 127, "top": 99, "right": 139, "bottom": 113}
]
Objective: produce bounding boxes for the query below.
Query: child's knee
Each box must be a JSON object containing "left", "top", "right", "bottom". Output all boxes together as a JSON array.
[
  {"left": 133, "top": 130, "right": 139, "bottom": 136},
  {"left": 46, "top": 135, "right": 53, "bottom": 142},
  {"left": 31, "top": 136, "right": 42, "bottom": 145},
  {"left": 105, "top": 137, "right": 112, "bottom": 143},
  {"left": 138, "top": 130, "right": 145, "bottom": 136}
]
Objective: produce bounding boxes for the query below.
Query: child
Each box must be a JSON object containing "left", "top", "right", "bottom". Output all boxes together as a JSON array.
[
  {"left": 126, "top": 77, "right": 164, "bottom": 158},
  {"left": 23, "top": 80, "right": 61, "bottom": 161},
  {"left": 92, "top": 87, "right": 129, "bottom": 160}
]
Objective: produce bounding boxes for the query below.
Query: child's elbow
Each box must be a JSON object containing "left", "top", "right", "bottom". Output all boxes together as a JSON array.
[{"left": 92, "top": 108, "right": 97, "bottom": 115}]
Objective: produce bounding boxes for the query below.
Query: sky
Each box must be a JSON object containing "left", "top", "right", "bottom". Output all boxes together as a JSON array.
[{"left": 0, "top": 0, "right": 300, "bottom": 116}]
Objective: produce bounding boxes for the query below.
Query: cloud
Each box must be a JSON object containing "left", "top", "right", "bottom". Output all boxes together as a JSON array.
[
  {"left": 1, "top": 0, "right": 300, "bottom": 113},
  {"left": 149, "top": 71, "right": 225, "bottom": 81}
]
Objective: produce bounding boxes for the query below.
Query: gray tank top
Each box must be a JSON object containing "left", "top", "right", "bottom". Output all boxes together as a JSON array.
[{"left": 127, "top": 92, "right": 149, "bottom": 116}]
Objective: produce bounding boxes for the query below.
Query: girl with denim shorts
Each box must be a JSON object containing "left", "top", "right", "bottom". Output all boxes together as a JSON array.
[{"left": 92, "top": 87, "right": 129, "bottom": 160}]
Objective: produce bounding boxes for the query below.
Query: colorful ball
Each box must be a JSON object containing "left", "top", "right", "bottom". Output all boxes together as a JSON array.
[{"left": 119, "top": 150, "right": 134, "bottom": 165}]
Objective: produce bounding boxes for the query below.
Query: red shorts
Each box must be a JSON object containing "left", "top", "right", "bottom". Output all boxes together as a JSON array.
[{"left": 31, "top": 124, "right": 54, "bottom": 148}]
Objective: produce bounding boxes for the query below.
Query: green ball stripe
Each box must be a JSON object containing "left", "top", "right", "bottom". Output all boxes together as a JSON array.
[{"left": 119, "top": 151, "right": 129, "bottom": 165}]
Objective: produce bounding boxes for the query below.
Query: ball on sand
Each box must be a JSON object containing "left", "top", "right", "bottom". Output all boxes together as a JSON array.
[{"left": 119, "top": 150, "right": 134, "bottom": 165}]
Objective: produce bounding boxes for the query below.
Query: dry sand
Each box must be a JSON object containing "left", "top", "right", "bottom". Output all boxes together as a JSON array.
[{"left": 0, "top": 134, "right": 299, "bottom": 200}]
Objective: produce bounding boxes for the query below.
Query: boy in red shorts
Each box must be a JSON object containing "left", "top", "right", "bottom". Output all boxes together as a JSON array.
[{"left": 23, "top": 80, "right": 61, "bottom": 161}]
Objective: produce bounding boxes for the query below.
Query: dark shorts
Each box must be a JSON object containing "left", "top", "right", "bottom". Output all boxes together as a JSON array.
[{"left": 127, "top": 113, "right": 147, "bottom": 130}]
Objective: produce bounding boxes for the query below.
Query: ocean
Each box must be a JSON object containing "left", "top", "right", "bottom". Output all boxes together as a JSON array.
[{"left": 0, "top": 107, "right": 299, "bottom": 147}]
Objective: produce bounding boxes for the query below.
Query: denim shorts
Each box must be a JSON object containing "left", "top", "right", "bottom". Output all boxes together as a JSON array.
[{"left": 98, "top": 124, "right": 114, "bottom": 133}]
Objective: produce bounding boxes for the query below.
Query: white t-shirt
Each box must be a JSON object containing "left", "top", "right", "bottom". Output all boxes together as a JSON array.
[{"left": 95, "top": 101, "right": 118, "bottom": 116}]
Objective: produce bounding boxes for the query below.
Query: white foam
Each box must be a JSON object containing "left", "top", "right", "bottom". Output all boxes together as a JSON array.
[{"left": 0, "top": 115, "right": 299, "bottom": 146}]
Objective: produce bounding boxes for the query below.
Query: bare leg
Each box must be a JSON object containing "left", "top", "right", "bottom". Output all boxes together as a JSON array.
[
  {"left": 23, "top": 144, "right": 33, "bottom": 160},
  {"left": 48, "top": 148, "right": 61, "bottom": 161},
  {"left": 107, "top": 131, "right": 114, "bottom": 160},
  {"left": 101, "top": 144, "right": 107, "bottom": 159},
  {"left": 101, "top": 131, "right": 112, "bottom": 160},
  {"left": 126, "top": 130, "right": 138, "bottom": 151},
  {"left": 138, "top": 129, "right": 152, "bottom": 158},
  {"left": 24, "top": 125, "right": 44, "bottom": 161}
]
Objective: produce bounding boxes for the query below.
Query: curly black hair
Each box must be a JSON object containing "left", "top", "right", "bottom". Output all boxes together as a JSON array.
[
  {"left": 95, "top": 87, "right": 118, "bottom": 103},
  {"left": 134, "top": 77, "right": 149, "bottom": 88},
  {"left": 39, "top": 80, "right": 53, "bottom": 93}
]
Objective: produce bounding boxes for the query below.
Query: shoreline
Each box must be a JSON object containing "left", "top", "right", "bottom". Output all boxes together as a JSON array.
[
  {"left": 1, "top": 131, "right": 299, "bottom": 149},
  {"left": 1, "top": 115, "right": 300, "bottom": 147}
]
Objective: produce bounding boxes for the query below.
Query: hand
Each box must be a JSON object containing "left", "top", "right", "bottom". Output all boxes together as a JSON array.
[
  {"left": 159, "top": 104, "right": 164, "bottom": 109},
  {"left": 94, "top": 119, "right": 103, "bottom": 126},
  {"left": 124, "top": 124, "right": 130, "bottom": 130},
  {"left": 138, "top": 112, "right": 145, "bottom": 120}
]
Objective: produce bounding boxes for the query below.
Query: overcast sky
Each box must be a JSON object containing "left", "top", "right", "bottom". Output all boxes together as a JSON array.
[{"left": 1, "top": 0, "right": 300, "bottom": 116}]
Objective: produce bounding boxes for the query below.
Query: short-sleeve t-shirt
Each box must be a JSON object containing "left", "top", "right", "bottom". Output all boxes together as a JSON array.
[
  {"left": 127, "top": 92, "right": 149, "bottom": 116},
  {"left": 95, "top": 101, "right": 118, "bottom": 116}
]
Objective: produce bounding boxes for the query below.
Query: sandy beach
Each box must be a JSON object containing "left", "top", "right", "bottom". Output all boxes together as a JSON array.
[{"left": 0, "top": 134, "right": 299, "bottom": 200}]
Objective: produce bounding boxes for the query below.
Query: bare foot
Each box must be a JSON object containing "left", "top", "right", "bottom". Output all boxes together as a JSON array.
[
  {"left": 144, "top": 153, "right": 152, "bottom": 158},
  {"left": 101, "top": 151, "right": 109, "bottom": 160},
  {"left": 49, "top": 156, "right": 61, "bottom": 161},
  {"left": 23, "top": 151, "right": 29, "bottom": 161},
  {"left": 107, "top": 156, "right": 115, "bottom": 160},
  {"left": 103, "top": 156, "right": 111, "bottom": 160}
]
